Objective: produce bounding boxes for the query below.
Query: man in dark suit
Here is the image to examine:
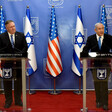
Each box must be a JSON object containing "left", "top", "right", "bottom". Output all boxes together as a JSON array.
[
  {"left": 81, "top": 23, "right": 112, "bottom": 110},
  {"left": 0, "top": 20, "right": 28, "bottom": 108}
]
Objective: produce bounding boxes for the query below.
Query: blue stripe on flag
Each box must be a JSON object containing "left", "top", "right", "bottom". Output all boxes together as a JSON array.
[
  {"left": 78, "top": 8, "right": 83, "bottom": 23},
  {"left": 27, "top": 67, "right": 34, "bottom": 75},
  {"left": 73, "top": 49, "right": 82, "bottom": 76},
  {"left": 26, "top": 8, "right": 31, "bottom": 22}
]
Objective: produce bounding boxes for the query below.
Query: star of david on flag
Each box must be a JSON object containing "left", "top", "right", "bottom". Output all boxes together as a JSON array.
[
  {"left": 25, "top": 32, "right": 33, "bottom": 48},
  {"left": 75, "top": 32, "right": 85, "bottom": 48},
  {"left": 46, "top": 6, "right": 63, "bottom": 77},
  {"left": 72, "top": 6, "right": 85, "bottom": 76},
  {"left": 100, "top": 4, "right": 108, "bottom": 34},
  {"left": 24, "top": 6, "right": 37, "bottom": 75}
]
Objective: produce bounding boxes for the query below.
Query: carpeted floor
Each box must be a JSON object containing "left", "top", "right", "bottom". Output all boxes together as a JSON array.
[
  {"left": 28, "top": 91, "right": 83, "bottom": 112},
  {"left": 87, "top": 91, "right": 112, "bottom": 112},
  {"left": 0, "top": 91, "right": 112, "bottom": 112}
]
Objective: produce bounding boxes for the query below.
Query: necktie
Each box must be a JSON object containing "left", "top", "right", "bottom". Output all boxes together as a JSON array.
[
  {"left": 11, "top": 35, "right": 14, "bottom": 48},
  {"left": 98, "top": 37, "right": 101, "bottom": 49}
]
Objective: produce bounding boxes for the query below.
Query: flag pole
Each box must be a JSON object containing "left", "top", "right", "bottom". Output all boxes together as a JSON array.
[
  {"left": 48, "top": 77, "right": 61, "bottom": 95},
  {"left": 47, "top": 5, "right": 62, "bottom": 95},
  {"left": 27, "top": 5, "right": 29, "bottom": 9},
  {"left": 0, "top": 5, "right": 5, "bottom": 94},
  {"left": 101, "top": 4, "right": 110, "bottom": 94},
  {"left": 73, "top": 77, "right": 82, "bottom": 94},
  {"left": 0, "top": 5, "right": 2, "bottom": 94},
  {"left": 25, "top": 5, "right": 36, "bottom": 95},
  {"left": 77, "top": 5, "right": 83, "bottom": 94},
  {"left": 73, "top": 5, "right": 83, "bottom": 94},
  {"left": 28, "top": 76, "right": 36, "bottom": 95},
  {"left": 79, "top": 77, "right": 82, "bottom": 93}
]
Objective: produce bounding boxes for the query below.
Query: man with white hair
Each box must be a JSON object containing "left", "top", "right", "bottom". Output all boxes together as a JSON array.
[{"left": 81, "top": 23, "right": 112, "bottom": 110}]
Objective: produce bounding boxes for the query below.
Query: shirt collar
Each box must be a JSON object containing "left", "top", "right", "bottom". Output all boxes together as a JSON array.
[
  {"left": 96, "top": 34, "right": 104, "bottom": 41},
  {"left": 8, "top": 32, "right": 15, "bottom": 38}
]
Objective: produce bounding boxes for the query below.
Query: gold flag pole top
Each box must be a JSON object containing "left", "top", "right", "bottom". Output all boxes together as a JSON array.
[
  {"left": 78, "top": 5, "right": 81, "bottom": 8},
  {"left": 27, "top": 5, "right": 29, "bottom": 9},
  {"left": 103, "top": 4, "right": 105, "bottom": 8},
  {"left": 0, "top": 6, "right": 2, "bottom": 8}
]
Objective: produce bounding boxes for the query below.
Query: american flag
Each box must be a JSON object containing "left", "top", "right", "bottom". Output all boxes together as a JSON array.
[
  {"left": 24, "top": 6, "right": 37, "bottom": 75},
  {"left": 101, "top": 4, "right": 108, "bottom": 34},
  {"left": 72, "top": 6, "right": 85, "bottom": 76},
  {"left": 0, "top": 6, "right": 6, "bottom": 34},
  {"left": 46, "top": 6, "right": 63, "bottom": 77}
]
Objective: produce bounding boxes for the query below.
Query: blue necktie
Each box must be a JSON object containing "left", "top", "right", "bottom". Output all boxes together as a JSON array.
[
  {"left": 98, "top": 37, "right": 101, "bottom": 50},
  {"left": 11, "top": 35, "right": 14, "bottom": 48}
]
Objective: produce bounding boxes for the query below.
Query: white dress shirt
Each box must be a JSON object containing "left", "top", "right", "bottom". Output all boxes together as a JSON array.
[
  {"left": 8, "top": 33, "right": 15, "bottom": 44},
  {"left": 96, "top": 34, "right": 104, "bottom": 46}
]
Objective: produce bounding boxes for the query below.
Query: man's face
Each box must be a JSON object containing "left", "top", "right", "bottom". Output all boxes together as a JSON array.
[
  {"left": 95, "top": 24, "right": 104, "bottom": 36},
  {"left": 6, "top": 22, "right": 16, "bottom": 34}
]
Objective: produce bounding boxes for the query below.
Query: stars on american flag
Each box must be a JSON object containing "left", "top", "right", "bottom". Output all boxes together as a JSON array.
[
  {"left": 75, "top": 32, "right": 85, "bottom": 48},
  {"left": 101, "top": 4, "right": 108, "bottom": 34},
  {"left": 0, "top": 6, "right": 6, "bottom": 34},
  {"left": 49, "top": 8, "right": 58, "bottom": 41}
]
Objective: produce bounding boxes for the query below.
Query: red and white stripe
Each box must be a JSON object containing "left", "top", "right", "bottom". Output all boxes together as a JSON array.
[{"left": 46, "top": 36, "right": 63, "bottom": 77}]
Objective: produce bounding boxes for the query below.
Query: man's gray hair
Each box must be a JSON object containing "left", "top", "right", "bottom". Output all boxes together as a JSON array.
[{"left": 95, "top": 22, "right": 104, "bottom": 29}]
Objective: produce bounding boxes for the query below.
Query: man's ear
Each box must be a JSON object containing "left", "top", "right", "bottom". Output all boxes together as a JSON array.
[{"left": 94, "top": 28, "right": 96, "bottom": 33}]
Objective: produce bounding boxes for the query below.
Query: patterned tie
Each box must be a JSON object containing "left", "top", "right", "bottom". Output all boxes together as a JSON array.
[
  {"left": 98, "top": 37, "right": 101, "bottom": 50},
  {"left": 11, "top": 35, "right": 14, "bottom": 48}
]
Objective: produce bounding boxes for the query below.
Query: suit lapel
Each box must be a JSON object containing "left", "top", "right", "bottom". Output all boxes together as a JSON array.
[
  {"left": 93, "top": 34, "right": 99, "bottom": 50},
  {"left": 94, "top": 35, "right": 99, "bottom": 47},
  {"left": 102, "top": 35, "right": 105, "bottom": 47},
  {"left": 94, "top": 35, "right": 98, "bottom": 43},
  {"left": 5, "top": 32, "right": 12, "bottom": 45},
  {"left": 15, "top": 32, "right": 18, "bottom": 45}
]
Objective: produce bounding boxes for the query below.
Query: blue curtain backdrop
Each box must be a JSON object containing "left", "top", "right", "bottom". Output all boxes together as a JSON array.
[{"left": 1, "top": 0, "right": 112, "bottom": 90}]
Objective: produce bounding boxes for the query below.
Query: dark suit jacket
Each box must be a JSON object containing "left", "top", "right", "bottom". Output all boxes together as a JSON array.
[
  {"left": 81, "top": 33, "right": 112, "bottom": 67},
  {"left": 0, "top": 31, "right": 28, "bottom": 70},
  {"left": 0, "top": 31, "right": 28, "bottom": 55},
  {"left": 82, "top": 34, "right": 112, "bottom": 53}
]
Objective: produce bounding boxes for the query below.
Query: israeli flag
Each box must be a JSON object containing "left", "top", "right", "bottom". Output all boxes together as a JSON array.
[
  {"left": 24, "top": 6, "right": 37, "bottom": 75},
  {"left": 72, "top": 6, "right": 85, "bottom": 76}
]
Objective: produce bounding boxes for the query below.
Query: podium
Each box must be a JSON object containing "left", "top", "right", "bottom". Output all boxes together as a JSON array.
[
  {"left": 81, "top": 52, "right": 112, "bottom": 112},
  {"left": 0, "top": 54, "right": 29, "bottom": 112}
]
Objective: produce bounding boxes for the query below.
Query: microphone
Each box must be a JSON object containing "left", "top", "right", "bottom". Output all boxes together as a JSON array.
[
  {"left": 0, "top": 44, "right": 12, "bottom": 53},
  {"left": 14, "top": 47, "right": 22, "bottom": 52},
  {"left": 90, "top": 44, "right": 98, "bottom": 51},
  {"left": 14, "top": 47, "right": 27, "bottom": 57}
]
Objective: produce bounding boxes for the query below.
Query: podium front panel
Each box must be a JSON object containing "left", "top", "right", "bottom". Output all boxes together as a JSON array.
[
  {"left": 82, "top": 58, "right": 112, "bottom": 112},
  {"left": 0, "top": 57, "right": 30, "bottom": 112}
]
